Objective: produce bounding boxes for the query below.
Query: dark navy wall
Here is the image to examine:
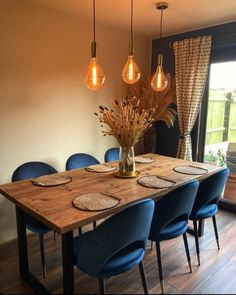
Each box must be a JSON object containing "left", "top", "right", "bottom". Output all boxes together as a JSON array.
[{"left": 152, "top": 21, "right": 236, "bottom": 159}]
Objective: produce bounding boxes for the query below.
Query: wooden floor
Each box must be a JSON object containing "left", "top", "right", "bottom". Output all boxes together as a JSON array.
[{"left": 1, "top": 209, "right": 236, "bottom": 294}]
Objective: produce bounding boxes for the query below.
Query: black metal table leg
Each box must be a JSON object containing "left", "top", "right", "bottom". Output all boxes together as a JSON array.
[
  {"left": 187, "top": 219, "right": 205, "bottom": 237},
  {"left": 15, "top": 206, "right": 50, "bottom": 294},
  {"left": 16, "top": 206, "right": 74, "bottom": 294},
  {"left": 15, "top": 206, "right": 29, "bottom": 278},
  {"left": 62, "top": 231, "right": 74, "bottom": 295},
  {"left": 198, "top": 219, "right": 205, "bottom": 237}
]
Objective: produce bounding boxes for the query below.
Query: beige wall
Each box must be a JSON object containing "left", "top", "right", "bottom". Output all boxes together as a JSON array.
[{"left": 0, "top": 0, "right": 150, "bottom": 244}]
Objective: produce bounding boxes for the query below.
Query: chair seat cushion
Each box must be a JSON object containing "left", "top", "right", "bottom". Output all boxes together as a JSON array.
[
  {"left": 101, "top": 247, "right": 144, "bottom": 277},
  {"left": 190, "top": 204, "right": 218, "bottom": 220},
  {"left": 151, "top": 220, "right": 188, "bottom": 242}
]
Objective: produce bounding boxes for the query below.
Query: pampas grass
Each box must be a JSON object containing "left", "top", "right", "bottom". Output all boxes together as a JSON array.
[
  {"left": 95, "top": 75, "right": 176, "bottom": 151},
  {"left": 129, "top": 75, "right": 176, "bottom": 127},
  {"left": 95, "top": 96, "right": 155, "bottom": 150}
]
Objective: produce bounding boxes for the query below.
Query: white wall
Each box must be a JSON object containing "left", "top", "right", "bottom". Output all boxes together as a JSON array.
[{"left": 0, "top": 0, "right": 150, "bottom": 244}]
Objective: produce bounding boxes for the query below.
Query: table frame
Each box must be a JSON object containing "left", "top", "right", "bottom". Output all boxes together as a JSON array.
[
  {"left": 16, "top": 207, "right": 74, "bottom": 294},
  {"left": 1, "top": 154, "right": 221, "bottom": 294}
]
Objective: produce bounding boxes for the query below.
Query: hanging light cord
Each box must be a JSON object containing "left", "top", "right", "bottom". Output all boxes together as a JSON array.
[
  {"left": 129, "top": 0, "right": 134, "bottom": 55},
  {"left": 93, "top": 0, "right": 96, "bottom": 43},
  {"left": 131, "top": 0, "right": 133, "bottom": 43},
  {"left": 91, "top": 0, "right": 97, "bottom": 57},
  {"left": 159, "top": 7, "right": 163, "bottom": 39}
]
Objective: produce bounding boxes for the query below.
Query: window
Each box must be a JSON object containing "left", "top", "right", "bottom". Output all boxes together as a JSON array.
[{"left": 203, "top": 61, "right": 236, "bottom": 209}]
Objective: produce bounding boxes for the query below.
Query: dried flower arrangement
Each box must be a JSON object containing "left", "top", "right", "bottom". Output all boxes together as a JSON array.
[
  {"left": 94, "top": 97, "right": 155, "bottom": 151},
  {"left": 129, "top": 74, "right": 176, "bottom": 127},
  {"left": 94, "top": 75, "right": 176, "bottom": 177}
]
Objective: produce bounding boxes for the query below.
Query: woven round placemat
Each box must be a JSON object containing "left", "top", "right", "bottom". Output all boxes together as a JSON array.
[
  {"left": 173, "top": 165, "right": 208, "bottom": 175},
  {"left": 137, "top": 175, "right": 175, "bottom": 189},
  {"left": 85, "top": 164, "right": 117, "bottom": 173},
  {"left": 135, "top": 156, "right": 154, "bottom": 164},
  {"left": 32, "top": 174, "right": 72, "bottom": 187},
  {"left": 73, "top": 192, "right": 120, "bottom": 211}
]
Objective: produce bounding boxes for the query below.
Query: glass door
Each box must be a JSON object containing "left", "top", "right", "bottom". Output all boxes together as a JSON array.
[{"left": 204, "top": 61, "right": 236, "bottom": 207}]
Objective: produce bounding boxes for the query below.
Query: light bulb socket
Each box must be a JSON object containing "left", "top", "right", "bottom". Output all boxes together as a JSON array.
[
  {"left": 129, "top": 41, "right": 134, "bottom": 56},
  {"left": 158, "top": 53, "right": 163, "bottom": 66},
  {"left": 91, "top": 41, "right": 97, "bottom": 58},
  {"left": 156, "top": 2, "right": 168, "bottom": 10}
]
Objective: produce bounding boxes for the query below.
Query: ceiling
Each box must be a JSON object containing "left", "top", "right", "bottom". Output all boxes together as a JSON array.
[{"left": 26, "top": 0, "right": 236, "bottom": 38}]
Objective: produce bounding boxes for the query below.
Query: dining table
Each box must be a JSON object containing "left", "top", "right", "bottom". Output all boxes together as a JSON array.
[{"left": 0, "top": 153, "right": 222, "bottom": 294}]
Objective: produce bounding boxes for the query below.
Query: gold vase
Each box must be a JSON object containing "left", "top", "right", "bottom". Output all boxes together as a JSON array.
[{"left": 114, "top": 146, "right": 139, "bottom": 178}]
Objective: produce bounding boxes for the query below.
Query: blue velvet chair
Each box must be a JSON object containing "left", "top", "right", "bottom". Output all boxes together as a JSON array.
[
  {"left": 104, "top": 147, "right": 120, "bottom": 163},
  {"left": 189, "top": 168, "right": 229, "bottom": 266},
  {"left": 66, "top": 153, "right": 100, "bottom": 170},
  {"left": 149, "top": 180, "right": 199, "bottom": 294},
  {"left": 12, "top": 161, "right": 58, "bottom": 278},
  {"left": 66, "top": 153, "right": 100, "bottom": 232},
  {"left": 73, "top": 199, "right": 155, "bottom": 294}
]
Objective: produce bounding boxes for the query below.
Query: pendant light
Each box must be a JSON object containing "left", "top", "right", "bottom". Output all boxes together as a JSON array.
[
  {"left": 85, "top": 0, "right": 105, "bottom": 90},
  {"left": 122, "top": 0, "right": 141, "bottom": 85},
  {"left": 151, "top": 2, "right": 168, "bottom": 92}
]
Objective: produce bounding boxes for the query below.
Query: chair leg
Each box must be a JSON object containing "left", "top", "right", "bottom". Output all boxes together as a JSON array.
[
  {"left": 193, "top": 220, "right": 200, "bottom": 266},
  {"left": 155, "top": 242, "right": 164, "bottom": 294},
  {"left": 53, "top": 231, "right": 56, "bottom": 241},
  {"left": 98, "top": 276, "right": 106, "bottom": 294},
  {"left": 183, "top": 233, "right": 192, "bottom": 273},
  {"left": 139, "top": 261, "right": 149, "bottom": 294},
  {"left": 39, "top": 233, "right": 46, "bottom": 278},
  {"left": 78, "top": 227, "right": 82, "bottom": 235},
  {"left": 212, "top": 215, "right": 220, "bottom": 250},
  {"left": 93, "top": 221, "right": 97, "bottom": 229}
]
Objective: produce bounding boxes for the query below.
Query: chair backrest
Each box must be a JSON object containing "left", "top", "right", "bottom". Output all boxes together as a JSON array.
[
  {"left": 12, "top": 161, "right": 57, "bottom": 182},
  {"left": 104, "top": 147, "right": 120, "bottom": 163},
  {"left": 12, "top": 161, "right": 57, "bottom": 231},
  {"left": 75, "top": 199, "right": 155, "bottom": 277},
  {"left": 66, "top": 153, "right": 100, "bottom": 170},
  {"left": 190, "top": 168, "right": 229, "bottom": 219},
  {"left": 149, "top": 180, "right": 199, "bottom": 241}
]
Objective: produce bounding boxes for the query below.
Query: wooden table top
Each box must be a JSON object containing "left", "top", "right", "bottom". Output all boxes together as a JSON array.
[{"left": 0, "top": 154, "right": 222, "bottom": 234}]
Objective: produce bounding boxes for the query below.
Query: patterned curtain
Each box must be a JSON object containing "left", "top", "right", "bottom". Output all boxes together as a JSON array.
[{"left": 173, "top": 36, "right": 212, "bottom": 160}]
